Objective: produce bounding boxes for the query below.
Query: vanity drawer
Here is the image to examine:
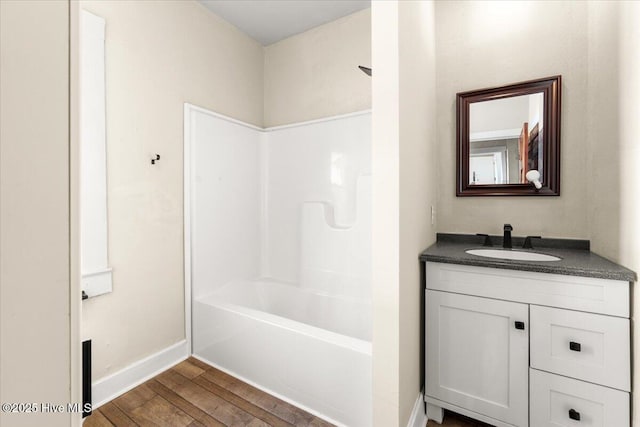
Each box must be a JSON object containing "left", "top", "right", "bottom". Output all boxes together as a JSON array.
[
  {"left": 530, "top": 369, "right": 629, "bottom": 427},
  {"left": 530, "top": 305, "right": 630, "bottom": 391}
]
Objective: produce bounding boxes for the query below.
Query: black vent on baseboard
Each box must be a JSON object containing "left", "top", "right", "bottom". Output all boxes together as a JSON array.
[{"left": 82, "top": 340, "right": 92, "bottom": 418}]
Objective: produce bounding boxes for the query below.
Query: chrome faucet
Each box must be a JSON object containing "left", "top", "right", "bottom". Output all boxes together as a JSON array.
[{"left": 503, "top": 224, "right": 513, "bottom": 248}]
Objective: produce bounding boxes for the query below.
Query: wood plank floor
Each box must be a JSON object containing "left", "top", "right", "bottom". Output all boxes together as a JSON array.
[
  {"left": 426, "top": 410, "right": 494, "bottom": 427},
  {"left": 84, "top": 357, "right": 335, "bottom": 427}
]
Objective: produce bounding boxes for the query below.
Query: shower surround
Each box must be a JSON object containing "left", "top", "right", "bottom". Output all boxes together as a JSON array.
[{"left": 184, "top": 104, "right": 372, "bottom": 426}]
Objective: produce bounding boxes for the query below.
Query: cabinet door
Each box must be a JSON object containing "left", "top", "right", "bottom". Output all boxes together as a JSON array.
[{"left": 426, "top": 290, "right": 528, "bottom": 427}]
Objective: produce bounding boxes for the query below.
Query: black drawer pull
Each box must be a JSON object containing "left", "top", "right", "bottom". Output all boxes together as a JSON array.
[
  {"left": 569, "top": 409, "right": 581, "bottom": 421},
  {"left": 514, "top": 321, "right": 525, "bottom": 330},
  {"left": 569, "top": 341, "right": 582, "bottom": 352}
]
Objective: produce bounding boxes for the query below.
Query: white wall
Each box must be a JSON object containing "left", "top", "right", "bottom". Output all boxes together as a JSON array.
[
  {"left": 470, "top": 95, "right": 529, "bottom": 135},
  {"left": 435, "top": 1, "right": 590, "bottom": 238},
  {"left": 264, "top": 8, "right": 371, "bottom": 127},
  {"left": 80, "top": 0, "right": 264, "bottom": 382},
  {"left": 372, "top": 1, "right": 437, "bottom": 425},
  {"left": 0, "top": 1, "right": 73, "bottom": 426}
]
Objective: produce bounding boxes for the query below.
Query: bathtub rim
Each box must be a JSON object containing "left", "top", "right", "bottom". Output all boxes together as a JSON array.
[{"left": 195, "top": 290, "right": 372, "bottom": 355}]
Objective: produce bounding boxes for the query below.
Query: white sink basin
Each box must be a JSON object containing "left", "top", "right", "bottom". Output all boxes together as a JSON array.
[{"left": 465, "top": 248, "right": 561, "bottom": 262}]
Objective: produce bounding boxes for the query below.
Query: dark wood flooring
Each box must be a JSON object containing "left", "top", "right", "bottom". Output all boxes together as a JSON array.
[
  {"left": 83, "top": 357, "right": 335, "bottom": 427},
  {"left": 85, "top": 357, "right": 494, "bottom": 427},
  {"left": 426, "top": 410, "right": 494, "bottom": 427}
]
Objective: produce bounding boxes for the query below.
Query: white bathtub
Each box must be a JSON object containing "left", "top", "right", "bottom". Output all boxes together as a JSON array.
[{"left": 192, "top": 278, "right": 372, "bottom": 427}]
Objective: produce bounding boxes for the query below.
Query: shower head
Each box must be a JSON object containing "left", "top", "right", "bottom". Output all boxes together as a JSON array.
[{"left": 358, "top": 66, "right": 372, "bottom": 76}]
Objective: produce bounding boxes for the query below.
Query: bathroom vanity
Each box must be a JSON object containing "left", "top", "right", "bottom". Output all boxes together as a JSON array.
[{"left": 421, "top": 234, "right": 636, "bottom": 427}]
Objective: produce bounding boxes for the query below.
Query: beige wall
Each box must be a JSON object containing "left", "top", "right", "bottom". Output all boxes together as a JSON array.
[
  {"left": 372, "top": 1, "right": 436, "bottom": 425},
  {"left": 80, "top": 0, "right": 264, "bottom": 381},
  {"left": 372, "top": 2, "right": 400, "bottom": 423},
  {"left": 264, "top": 8, "right": 371, "bottom": 127},
  {"left": 81, "top": 0, "right": 372, "bottom": 383},
  {"left": 435, "top": 1, "right": 640, "bottom": 424},
  {"left": 586, "top": 2, "right": 621, "bottom": 263},
  {"left": 618, "top": 3, "right": 640, "bottom": 423},
  {"left": 587, "top": 1, "right": 640, "bottom": 423},
  {"left": 0, "top": 1, "right": 72, "bottom": 426},
  {"left": 587, "top": 0, "right": 640, "bottom": 269},
  {"left": 398, "top": 1, "right": 437, "bottom": 423},
  {"left": 435, "top": 1, "right": 590, "bottom": 238}
]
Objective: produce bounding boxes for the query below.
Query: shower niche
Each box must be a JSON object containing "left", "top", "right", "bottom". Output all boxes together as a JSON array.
[{"left": 184, "top": 104, "right": 372, "bottom": 427}]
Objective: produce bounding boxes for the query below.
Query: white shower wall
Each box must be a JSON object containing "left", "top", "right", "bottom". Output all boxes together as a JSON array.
[
  {"left": 265, "top": 114, "right": 372, "bottom": 297},
  {"left": 189, "top": 109, "right": 262, "bottom": 300},
  {"left": 188, "top": 105, "right": 371, "bottom": 299}
]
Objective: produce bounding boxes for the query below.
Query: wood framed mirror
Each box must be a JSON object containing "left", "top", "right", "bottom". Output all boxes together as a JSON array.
[{"left": 456, "top": 75, "right": 561, "bottom": 196}]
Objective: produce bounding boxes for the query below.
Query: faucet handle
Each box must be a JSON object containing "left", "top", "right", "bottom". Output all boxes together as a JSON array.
[
  {"left": 476, "top": 233, "right": 493, "bottom": 247},
  {"left": 523, "top": 235, "right": 541, "bottom": 249}
]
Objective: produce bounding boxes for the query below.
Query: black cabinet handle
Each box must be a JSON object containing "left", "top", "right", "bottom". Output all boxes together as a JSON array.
[
  {"left": 514, "top": 321, "right": 525, "bottom": 330},
  {"left": 569, "top": 409, "right": 581, "bottom": 421},
  {"left": 569, "top": 341, "right": 582, "bottom": 352}
]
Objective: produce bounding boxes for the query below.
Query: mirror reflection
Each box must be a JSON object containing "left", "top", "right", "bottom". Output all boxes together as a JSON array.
[{"left": 469, "top": 93, "right": 543, "bottom": 185}]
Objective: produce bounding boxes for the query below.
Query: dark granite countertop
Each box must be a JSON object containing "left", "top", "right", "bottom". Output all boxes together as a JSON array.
[{"left": 420, "top": 233, "right": 636, "bottom": 282}]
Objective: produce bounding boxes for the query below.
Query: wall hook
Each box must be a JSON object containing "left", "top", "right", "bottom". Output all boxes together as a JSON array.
[{"left": 151, "top": 154, "right": 160, "bottom": 165}]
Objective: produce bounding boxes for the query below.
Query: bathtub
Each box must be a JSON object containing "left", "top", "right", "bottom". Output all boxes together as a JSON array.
[{"left": 192, "top": 278, "right": 372, "bottom": 427}]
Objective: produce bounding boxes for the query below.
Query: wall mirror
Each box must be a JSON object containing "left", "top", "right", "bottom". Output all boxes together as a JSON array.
[{"left": 456, "top": 75, "right": 561, "bottom": 196}]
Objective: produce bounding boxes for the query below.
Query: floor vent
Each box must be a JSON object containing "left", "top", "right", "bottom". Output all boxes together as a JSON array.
[{"left": 82, "top": 340, "right": 92, "bottom": 418}]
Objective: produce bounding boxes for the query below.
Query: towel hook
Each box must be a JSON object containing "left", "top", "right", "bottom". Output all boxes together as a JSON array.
[{"left": 151, "top": 154, "right": 160, "bottom": 165}]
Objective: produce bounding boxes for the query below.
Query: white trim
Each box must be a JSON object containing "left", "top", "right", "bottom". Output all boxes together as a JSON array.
[
  {"left": 91, "top": 340, "right": 189, "bottom": 409},
  {"left": 82, "top": 268, "right": 112, "bottom": 298},
  {"left": 264, "top": 109, "right": 372, "bottom": 132},
  {"left": 80, "top": 10, "right": 112, "bottom": 297},
  {"left": 426, "top": 403, "right": 444, "bottom": 424},
  {"left": 184, "top": 103, "right": 263, "bottom": 131},
  {"left": 70, "top": 1, "right": 82, "bottom": 424},
  {"left": 183, "top": 102, "right": 371, "bottom": 134},
  {"left": 191, "top": 354, "right": 345, "bottom": 427},
  {"left": 407, "top": 391, "right": 428, "bottom": 427},
  {"left": 183, "top": 104, "right": 193, "bottom": 355}
]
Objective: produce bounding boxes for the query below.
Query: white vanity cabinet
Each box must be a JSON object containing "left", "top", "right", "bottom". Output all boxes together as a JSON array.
[
  {"left": 426, "top": 291, "right": 529, "bottom": 426},
  {"left": 424, "top": 261, "right": 632, "bottom": 427}
]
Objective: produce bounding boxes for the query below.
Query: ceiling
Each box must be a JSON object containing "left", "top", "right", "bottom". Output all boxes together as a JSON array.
[{"left": 199, "top": 0, "right": 371, "bottom": 46}]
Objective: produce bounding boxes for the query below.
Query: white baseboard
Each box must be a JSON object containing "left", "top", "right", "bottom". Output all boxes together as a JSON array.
[
  {"left": 407, "top": 390, "right": 428, "bottom": 427},
  {"left": 91, "top": 340, "right": 189, "bottom": 409}
]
